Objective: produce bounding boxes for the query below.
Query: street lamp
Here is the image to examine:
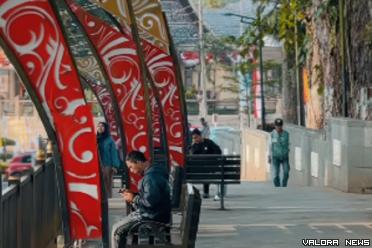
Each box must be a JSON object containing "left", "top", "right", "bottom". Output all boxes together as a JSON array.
[
  {"left": 224, "top": 12, "right": 266, "bottom": 130},
  {"left": 198, "top": 0, "right": 208, "bottom": 119}
]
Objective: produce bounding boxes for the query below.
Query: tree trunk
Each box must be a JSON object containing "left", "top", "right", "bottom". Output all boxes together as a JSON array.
[
  {"left": 345, "top": 0, "right": 372, "bottom": 120},
  {"left": 305, "top": 0, "right": 342, "bottom": 128},
  {"left": 282, "top": 49, "right": 297, "bottom": 124}
]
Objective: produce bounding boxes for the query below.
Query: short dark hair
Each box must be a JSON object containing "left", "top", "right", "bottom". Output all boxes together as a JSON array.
[
  {"left": 191, "top": 128, "right": 202, "bottom": 136},
  {"left": 274, "top": 118, "right": 283, "bottom": 126},
  {"left": 126, "top": 151, "right": 147, "bottom": 163}
]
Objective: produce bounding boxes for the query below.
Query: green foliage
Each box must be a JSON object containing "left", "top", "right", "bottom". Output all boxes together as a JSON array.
[
  {"left": 248, "top": 0, "right": 310, "bottom": 59},
  {"left": 206, "top": 0, "right": 225, "bottom": 8},
  {"left": 313, "top": 64, "right": 324, "bottom": 96},
  {"left": 0, "top": 137, "right": 16, "bottom": 146},
  {"left": 315, "top": 0, "right": 338, "bottom": 23},
  {"left": 191, "top": 0, "right": 240, "bottom": 8},
  {"left": 363, "top": 22, "right": 372, "bottom": 46},
  {"left": 204, "top": 33, "right": 234, "bottom": 65},
  {"left": 185, "top": 85, "right": 198, "bottom": 99}
]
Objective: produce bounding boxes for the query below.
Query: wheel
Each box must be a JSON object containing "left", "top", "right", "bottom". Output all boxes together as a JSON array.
[{"left": 11, "top": 172, "right": 21, "bottom": 178}]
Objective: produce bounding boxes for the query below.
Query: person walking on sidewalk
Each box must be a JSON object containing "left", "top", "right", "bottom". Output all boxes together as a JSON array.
[
  {"left": 200, "top": 117, "right": 211, "bottom": 138},
  {"left": 189, "top": 128, "right": 222, "bottom": 198},
  {"left": 97, "top": 121, "right": 121, "bottom": 198},
  {"left": 111, "top": 151, "right": 171, "bottom": 248},
  {"left": 269, "top": 118, "right": 290, "bottom": 187}
]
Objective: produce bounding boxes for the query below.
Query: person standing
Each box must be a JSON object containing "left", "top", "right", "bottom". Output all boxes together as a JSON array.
[
  {"left": 97, "top": 121, "right": 121, "bottom": 198},
  {"left": 269, "top": 118, "right": 290, "bottom": 187},
  {"left": 200, "top": 117, "right": 210, "bottom": 138},
  {"left": 112, "top": 151, "right": 171, "bottom": 248},
  {"left": 189, "top": 128, "right": 222, "bottom": 198}
]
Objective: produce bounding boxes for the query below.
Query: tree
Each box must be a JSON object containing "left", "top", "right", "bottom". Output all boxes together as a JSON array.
[{"left": 250, "top": 0, "right": 372, "bottom": 128}]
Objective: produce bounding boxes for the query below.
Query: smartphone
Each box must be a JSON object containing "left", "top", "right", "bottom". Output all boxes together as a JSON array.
[{"left": 118, "top": 188, "right": 126, "bottom": 194}]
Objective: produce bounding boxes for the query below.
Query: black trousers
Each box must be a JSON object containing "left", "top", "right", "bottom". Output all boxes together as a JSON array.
[{"left": 203, "top": 183, "right": 210, "bottom": 197}]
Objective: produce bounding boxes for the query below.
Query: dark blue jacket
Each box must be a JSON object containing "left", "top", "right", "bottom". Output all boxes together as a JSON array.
[
  {"left": 189, "top": 138, "right": 222, "bottom": 155},
  {"left": 97, "top": 122, "right": 120, "bottom": 168},
  {"left": 133, "top": 164, "right": 171, "bottom": 223},
  {"left": 98, "top": 136, "right": 120, "bottom": 168}
]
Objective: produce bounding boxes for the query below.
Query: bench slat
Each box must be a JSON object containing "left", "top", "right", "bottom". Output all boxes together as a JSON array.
[
  {"left": 186, "top": 175, "right": 240, "bottom": 180},
  {"left": 186, "top": 163, "right": 240, "bottom": 167},
  {"left": 185, "top": 166, "right": 240, "bottom": 173},
  {"left": 222, "top": 160, "right": 241, "bottom": 165},
  {"left": 187, "top": 180, "right": 240, "bottom": 184}
]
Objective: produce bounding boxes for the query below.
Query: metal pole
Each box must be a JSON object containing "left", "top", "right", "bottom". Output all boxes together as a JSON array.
[
  {"left": 239, "top": 0, "right": 244, "bottom": 36},
  {"left": 239, "top": 0, "right": 244, "bottom": 130},
  {"left": 258, "top": 22, "right": 266, "bottom": 130},
  {"left": 198, "top": 0, "right": 207, "bottom": 118},
  {"left": 246, "top": 82, "right": 251, "bottom": 128}
]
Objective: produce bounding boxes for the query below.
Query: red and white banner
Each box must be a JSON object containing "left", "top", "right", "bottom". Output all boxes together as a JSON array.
[
  {"left": 142, "top": 41, "right": 186, "bottom": 167},
  {"left": 252, "top": 69, "right": 262, "bottom": 120},
  {"left": 180, "top": 51, "right": 214, "bottom": 67},
  {"left": 149, "top": 87, "right": 162, "bottom": 148},
  {"left": 0, "top": 0, "right": 103, "bottom": 239},
  {"left": 85, "top": 77, "right": 120, "bottom": 143},
  {"left": 66, "top": 1, "right": 152, "bottom": 191}
]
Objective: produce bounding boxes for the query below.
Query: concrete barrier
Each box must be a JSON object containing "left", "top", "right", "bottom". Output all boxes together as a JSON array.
[
  {"left": 328, "top": 118, "right": 372, "bottom": 193},
  {"left": 241, "top": 129, "right": 270, "bottom": 181},
  {"left": 285, "top": 118, "right": 372, "bottom": 193},
  {"left": 286, "top": 125, "right": 327, "bottom": 187}
]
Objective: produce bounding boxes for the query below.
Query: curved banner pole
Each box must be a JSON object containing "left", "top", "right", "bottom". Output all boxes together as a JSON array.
[
  {"left": 0, "top": 0, "right": 103, "bottom": 242},
  {"left": 95, "top": 0, "right": 187, "bottom": 168},
  {"left": 129, "top": 0, "right": 187, "bottom": 167},
  {"left": 92, "top": 0, "right": 168, "bottom": 159},
  {"left": 162, "top": 12, "right": 191, "bottom": 150},
  {"left": 64, "top": 0, "right": 153, "bottom": 192},
  {"left": 80, "top": 75, "right": 121, "bottom": 144}
]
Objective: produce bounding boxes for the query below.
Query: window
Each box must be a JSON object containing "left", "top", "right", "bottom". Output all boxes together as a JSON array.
[{"left": 22, "top": 155, "right": 32, "bottom": 163}]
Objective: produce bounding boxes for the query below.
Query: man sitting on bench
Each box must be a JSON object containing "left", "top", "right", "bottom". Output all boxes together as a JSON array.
[
  {"left": 111, "top": 151, "right": 171, "bottom": 248},
  {"left": 189, "top": 128, "right": 222, "bottom": 199}
]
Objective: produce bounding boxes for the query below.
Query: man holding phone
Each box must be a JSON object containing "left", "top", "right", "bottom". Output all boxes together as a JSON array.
[{"left": 111, "top": 151, "right": 171, "bottom": 248}]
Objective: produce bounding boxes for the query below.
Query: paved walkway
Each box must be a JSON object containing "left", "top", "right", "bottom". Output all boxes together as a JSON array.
[
  {"left": 195, "top": 182, "right": 372, "bottom": 248},
  {"left": 84, "top": 182, "right": 372, "bottom": 247}
]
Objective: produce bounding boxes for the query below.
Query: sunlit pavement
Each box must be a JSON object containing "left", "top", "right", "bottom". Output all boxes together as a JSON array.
[
  {"left": 195, "top": 182, "right": 372, "bottom": 248},
  {"left": 81, "top": 181, "right": 372, "bottom": 247}
]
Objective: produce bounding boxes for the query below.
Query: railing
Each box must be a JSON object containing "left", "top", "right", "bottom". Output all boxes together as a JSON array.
[
  {"left": 0, "top": 99, "right": 36, "bottom": 117},
  {"left": 0, "top": 159, "right": 60, "bottom": 248},
  {"left": 0, "top": 98, "right": 279, "bottom": 117}
]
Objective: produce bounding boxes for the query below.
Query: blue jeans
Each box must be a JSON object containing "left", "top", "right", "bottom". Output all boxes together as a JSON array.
[
  {"left": 272, "top": 157, "right": 290, "bottom": 187},
  {"left": 111, "top": 211, "right": 142, "bottom": 248}
]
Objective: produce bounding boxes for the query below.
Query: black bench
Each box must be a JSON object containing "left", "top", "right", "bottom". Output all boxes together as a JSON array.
[
  {"left": 186, "top": 154, "right": 241, "bottom": 209},
  {"left": 113, "top": 167, "right": 127, "bottom": 189},
  {"left": 127, "top": 183, "right": 201, "bottom": 248}
]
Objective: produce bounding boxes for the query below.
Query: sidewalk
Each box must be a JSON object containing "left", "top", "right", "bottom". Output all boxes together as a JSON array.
[
  {"left": 196, "top": 182, "right": 372, "bottom": 248},
  {"left": 84, "top": 182, "right": 372, "bottom": 248}
]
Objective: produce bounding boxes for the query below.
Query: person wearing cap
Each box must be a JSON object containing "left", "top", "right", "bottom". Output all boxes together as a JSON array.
[
  {"left": 269, "top": 118, "right": 290, "bottom": 187},
  {"left": 189, "top": 128, "right": 222, "bottom": 198}
]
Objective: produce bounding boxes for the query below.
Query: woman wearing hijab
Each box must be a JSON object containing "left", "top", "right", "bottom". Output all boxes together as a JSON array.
[{"left": 97, "top": 122, "right": 121, "bottom": 198}]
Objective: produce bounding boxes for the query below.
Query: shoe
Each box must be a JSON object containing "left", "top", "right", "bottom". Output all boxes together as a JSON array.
[
  {"left": 203, "top": 194, "right": 210, "bottom": 199},
  {"left": 214, "top": 195, "right": 220, "bottom": 201}
]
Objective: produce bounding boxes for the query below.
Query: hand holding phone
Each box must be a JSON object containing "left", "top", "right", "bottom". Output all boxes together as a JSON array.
[{"left": 118, "top": 188, "right": 126, "bottom": 194}]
